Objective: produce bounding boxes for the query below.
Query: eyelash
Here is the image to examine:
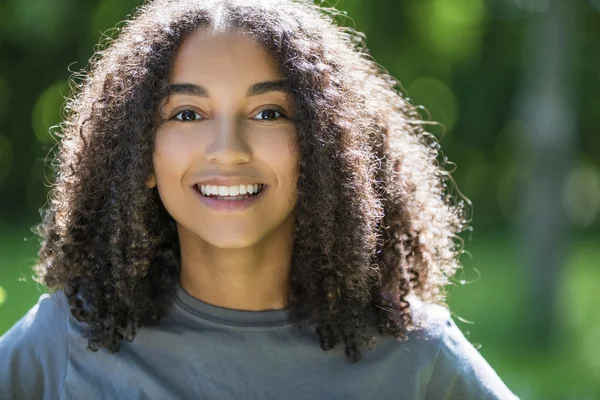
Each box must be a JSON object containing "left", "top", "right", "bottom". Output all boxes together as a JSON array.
[{"left": 170, "top": 108, "right": 287, "bottom": 122}]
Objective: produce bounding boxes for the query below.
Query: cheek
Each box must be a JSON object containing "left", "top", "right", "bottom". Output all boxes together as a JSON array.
[
  {"left": 285, "top": 134, "right": 300, "bottom": 185},
  {"left": 255, "top": 131, "right": 298, "bottom": 177},
  {"left": 152, "top": 130, "right": 196, "bottom": 183},
  {"left": 267, "top": 137, "right": 299, "bottom": 204}
]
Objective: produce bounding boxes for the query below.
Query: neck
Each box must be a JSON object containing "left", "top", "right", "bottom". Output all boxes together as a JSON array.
[{"left": 177, "top": 219, "right": 294, "bottom": 311}]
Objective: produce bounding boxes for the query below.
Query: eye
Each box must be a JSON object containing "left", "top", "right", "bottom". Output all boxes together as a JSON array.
[
  {"left": 172, "top": 110, "right": 202, "bottom": 122},
  {"left": 252, "top": 109, "right": 285, "bottom": 121}
]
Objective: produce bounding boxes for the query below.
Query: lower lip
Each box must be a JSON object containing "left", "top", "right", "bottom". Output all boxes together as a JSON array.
[{"left": 193, "top": 185, "right": 267, "bottom": 212}]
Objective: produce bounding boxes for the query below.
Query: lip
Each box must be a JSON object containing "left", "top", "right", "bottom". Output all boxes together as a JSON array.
[{"left": 192, "top": 184, "right": 268, "bottom": 212}]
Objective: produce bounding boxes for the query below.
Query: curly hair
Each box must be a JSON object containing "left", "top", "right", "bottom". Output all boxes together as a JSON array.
[{"left": 32, "top": 0, "right": 472, "bottom": 364}]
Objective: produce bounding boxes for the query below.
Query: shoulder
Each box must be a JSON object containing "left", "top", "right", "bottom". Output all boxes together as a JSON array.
[
  {"left": 0, "top": 290, "right": 70, "bottom": 399},
  {"left": 1, "top": 290, "right": 69, "bottom": 347},
  {"left": 406, "top": 294, "right": 454, "bottom": 340},
  {"left": 405, "top": 295, "right": 520, "bottom": 400}
]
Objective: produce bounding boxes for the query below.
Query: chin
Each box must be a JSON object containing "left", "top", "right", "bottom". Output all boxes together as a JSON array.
[
  {"left": 205, "top": 237, "right": 261, "bottom": 250},
  {"left": 197, "top": 227, "right": 265, "bottom": 249}
]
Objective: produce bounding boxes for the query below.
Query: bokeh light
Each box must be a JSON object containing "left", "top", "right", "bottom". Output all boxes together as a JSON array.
[
  {"left": 0, "top": 285, "right": 6, "bottom": 308},
  {"left": 406, "top": 76, "right": 459, "bottom": 131},
  {"left": 411, "top": 0, "right": 485, "bottom": 61},
  {"left": 31, "top": 80, "right": 69, "bottom": 144}
]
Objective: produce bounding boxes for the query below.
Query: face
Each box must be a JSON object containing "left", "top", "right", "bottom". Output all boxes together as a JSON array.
[{"left": 149, "top": 29, "right": 298, "bottom": 249}]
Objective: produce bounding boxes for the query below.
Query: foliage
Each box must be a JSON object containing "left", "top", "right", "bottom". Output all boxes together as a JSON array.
[{"left": 0, "top": 0, "right": 598, "bottom": 229}]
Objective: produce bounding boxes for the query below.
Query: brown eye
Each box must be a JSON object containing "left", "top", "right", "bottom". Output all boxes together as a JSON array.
[
  {"left": 252, "top": 109, "right": 284, "bottom": 121},
  {"left": 172, "top": 110, "right": 202, "bottom": 121}
]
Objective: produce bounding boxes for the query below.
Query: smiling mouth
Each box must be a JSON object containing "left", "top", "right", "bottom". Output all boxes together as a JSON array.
[{"left": 193, "top": 184, "right": 265, "bottom": 200}]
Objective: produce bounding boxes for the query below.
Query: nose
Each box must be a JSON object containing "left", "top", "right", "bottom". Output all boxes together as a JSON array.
[{"left": 205, "top": 116, "right": 251, "bottom": 164}]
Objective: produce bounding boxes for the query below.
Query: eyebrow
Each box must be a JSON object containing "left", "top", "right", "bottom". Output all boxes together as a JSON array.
[{"left": 164, "top": 79, "right": 292, "bottom": 98}]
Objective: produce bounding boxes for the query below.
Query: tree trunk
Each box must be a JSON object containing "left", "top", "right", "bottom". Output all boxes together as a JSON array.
[{"left": 514, "top": 0, "right": 578, "bottom": 349}]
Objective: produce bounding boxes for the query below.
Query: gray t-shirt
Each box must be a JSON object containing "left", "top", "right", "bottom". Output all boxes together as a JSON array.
[{"left": 0, "top": 286, "right": 519, "bottom": 399}]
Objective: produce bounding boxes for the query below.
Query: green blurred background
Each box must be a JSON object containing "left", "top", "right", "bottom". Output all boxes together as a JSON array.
[{"left": 1, "top": 0, "right": 599, "bottom": 398}]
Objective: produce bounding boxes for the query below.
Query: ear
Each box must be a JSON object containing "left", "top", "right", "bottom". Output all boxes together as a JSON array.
[{"left": 145, "top": 173, "right": 156, "bottom": 189}]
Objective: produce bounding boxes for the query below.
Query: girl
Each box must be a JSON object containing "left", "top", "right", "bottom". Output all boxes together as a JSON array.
[{"left": 0, "top": 0, "right": 519, "bottom": 399}]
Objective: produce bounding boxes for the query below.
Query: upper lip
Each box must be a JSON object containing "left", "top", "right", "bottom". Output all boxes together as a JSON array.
[{"left": 194, "top": 177, "right": 265, "bottom": 187}]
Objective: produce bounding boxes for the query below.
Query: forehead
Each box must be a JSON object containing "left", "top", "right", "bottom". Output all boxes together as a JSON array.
[{"left": 169, "top": 29, "right": 283, "bottom": 86}]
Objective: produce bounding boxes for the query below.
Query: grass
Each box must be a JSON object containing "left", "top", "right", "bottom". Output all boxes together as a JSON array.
[
  {"left": 0, "top": 219, "right": 48, "bottom": 334},
  {"left": 444, "top": 229, "right": 600, "bottom": 400},
  {"left": 1, "top": 218, "right": 599, "bottom": 399}
]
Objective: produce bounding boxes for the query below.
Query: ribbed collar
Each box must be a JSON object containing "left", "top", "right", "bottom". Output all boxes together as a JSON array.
[{"left": 173, "top": 283, "right": 293, "bottom": 327}]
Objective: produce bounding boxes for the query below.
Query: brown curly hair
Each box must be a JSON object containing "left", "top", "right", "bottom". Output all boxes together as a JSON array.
[{"left": 32, "top": 0, "right": 472, "bottom": 364}]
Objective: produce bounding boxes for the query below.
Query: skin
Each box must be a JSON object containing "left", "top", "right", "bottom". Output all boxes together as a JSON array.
[{"left": 146, "top": 28, "right": 299, "bottom": 311}]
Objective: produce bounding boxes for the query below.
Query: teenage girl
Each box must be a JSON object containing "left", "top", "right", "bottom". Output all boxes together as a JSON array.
[{"left": 0, "top": 0, "right": 519, "bottom": 399}]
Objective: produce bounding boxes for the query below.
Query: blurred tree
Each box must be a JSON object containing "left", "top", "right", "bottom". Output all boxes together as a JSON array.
[{"left": 514, "top": 0, "right": 578, "bottom": 349}]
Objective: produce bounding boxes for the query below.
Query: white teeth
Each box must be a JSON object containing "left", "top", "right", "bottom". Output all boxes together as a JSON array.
[{"left": 199, "top": 184, "right": 263, "bottom": 197}]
